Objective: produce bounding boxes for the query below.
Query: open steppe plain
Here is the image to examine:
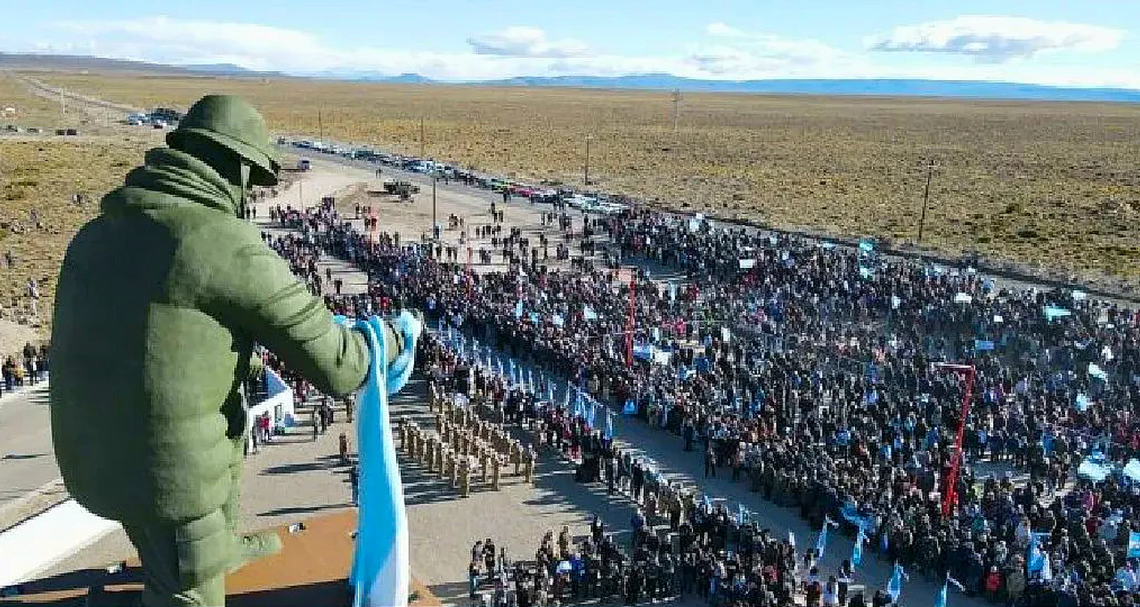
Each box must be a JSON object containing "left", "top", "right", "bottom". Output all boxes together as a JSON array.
[{"left": 19, "top": 71, "right": 1140, "bottom": 292}]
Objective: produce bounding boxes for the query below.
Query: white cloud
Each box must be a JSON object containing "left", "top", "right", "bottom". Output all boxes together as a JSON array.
[
  {"left": 466, "top": 26, "right": 590, "bottom": 58},
  {"left": 6, "top": 15, "right": 1138, "bottom": 89},
  {"left": 867, "top": 15, "right": 1125, "bottom": 62},
  {"left": 706, "top": 22, "right": 744, "bottom": 38},
  {"left": 688, "top": 25, "right": 852, "bottom": 77}
]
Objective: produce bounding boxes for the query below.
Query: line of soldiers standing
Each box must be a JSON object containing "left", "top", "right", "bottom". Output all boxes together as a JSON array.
[{"left": 395, "top": 381, "right": 537, "bottom": 498}]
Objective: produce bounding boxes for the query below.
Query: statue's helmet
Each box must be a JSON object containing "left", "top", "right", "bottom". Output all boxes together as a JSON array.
[{"left": 167, "top": 94, "right": 280, "bottom": 186}]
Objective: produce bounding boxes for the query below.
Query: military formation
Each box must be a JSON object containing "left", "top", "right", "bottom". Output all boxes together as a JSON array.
[{"left": 397, "top": 379, "right": 536, "bottom": 498}]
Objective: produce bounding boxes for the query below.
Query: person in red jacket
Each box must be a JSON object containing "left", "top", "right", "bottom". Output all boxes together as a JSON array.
[{"left": 984, "top": 566, "right": 1003, "bottom": 599}]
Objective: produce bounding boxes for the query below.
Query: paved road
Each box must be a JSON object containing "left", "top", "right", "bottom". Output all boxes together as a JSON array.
[{"left": 0, "top": 384, "right": 58, "bottom": 508}]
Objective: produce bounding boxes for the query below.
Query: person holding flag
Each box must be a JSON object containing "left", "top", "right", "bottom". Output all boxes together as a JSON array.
[
  {"left": 816, "top": 517, "right": 837, "bottom": 562},
  {"left": 886, "top": 562, "right": 907, "bottom": 603},
  {"left": 934, "top": 573, "right": 965, "bottom": 607},
  {"left": 852, "top": 526, "right": 866, "bottom": 568}
]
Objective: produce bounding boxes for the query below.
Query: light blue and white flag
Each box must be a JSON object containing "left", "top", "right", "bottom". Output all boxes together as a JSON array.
[
  {"left": 1128, "top": 531, "right": 1140, "bottom": 558},
  {"left": 886, "top": 563, "right": 907, "bottom": 603},
  {"left": 852, "top": 527, "right": 866, "bottom": 567},
  {"left": 1028, "top": 532, "right": 1050, "bottom": 577},
  {"left": 1044, "top": 305, "right": 1072, "bottom": 321},
  {"left": 1075, "top": 393, "right": 1091, "bottom": 412},
  {"left": 604, "top": 409, "right": 614, "bottom": 440},
  {"left": 816, "top": 517, "right": 836, "bottom": 559},
  {"left": 339, "top": 313, "right": 421, "bottom": 607},
  {"left": 1089, "top": 362, "right": 1108, "bottom": 381},
  {"left": 934, "top": 577, "right": 948, "bottom": 607}
]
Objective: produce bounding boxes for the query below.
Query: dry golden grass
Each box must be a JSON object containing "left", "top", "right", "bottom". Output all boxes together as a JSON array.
[
  {"left": 0, "top": 75, "right": 152, "bottom": 334},
  {"left": 28, "top": 71, "right": 1140, "bottom": 290},
  {"left": 0, "top": 71, "right": 125, "bottom": 135}
]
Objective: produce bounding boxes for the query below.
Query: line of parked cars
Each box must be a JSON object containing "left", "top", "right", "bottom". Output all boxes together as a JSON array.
[
  {"left": 125, "top": 107, "right": 184, "bottom": 129},
  {"left": 276, "top": 136, "right": 631, "bottom": 215}
]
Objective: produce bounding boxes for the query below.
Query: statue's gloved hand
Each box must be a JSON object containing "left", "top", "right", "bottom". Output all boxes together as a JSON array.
[{"left": 371, "top": 310, "right": 421, "bottom": 396}]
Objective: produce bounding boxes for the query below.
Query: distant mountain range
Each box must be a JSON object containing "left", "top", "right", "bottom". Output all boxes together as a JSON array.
[
  {"left": 3, "top": 52, "right": 1139, "bottom": 103},
  {"left": 0, "top": 52, "right": 284, "bottom": 77},
  {"left": 469, "top": 74, "right": 1140, "bottom": 103}
]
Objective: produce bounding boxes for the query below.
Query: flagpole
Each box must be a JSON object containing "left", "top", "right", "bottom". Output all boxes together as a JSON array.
[{"left": 625, "top": 269, "right": 636, "bottom": 368}]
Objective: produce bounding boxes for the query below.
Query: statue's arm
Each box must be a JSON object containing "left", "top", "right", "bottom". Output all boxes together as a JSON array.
[{"left": 208, "top": 238, "right": 370, "bottom": 397}]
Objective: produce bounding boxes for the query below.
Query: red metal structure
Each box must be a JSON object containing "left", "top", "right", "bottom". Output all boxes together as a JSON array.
[
  {"left": 625, "top": 269, "right": 636, "bottom": 368},
  {"left": 933, "top": 362, "right": 976, "bottom": 518}
]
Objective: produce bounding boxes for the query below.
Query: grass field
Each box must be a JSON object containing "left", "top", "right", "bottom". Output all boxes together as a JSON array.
[
  {"left": 23, "top": 71, "right": 1140, "bottom": 290},
  {"left": 0, "top": 73, "right": 151, "bottom": 339}
]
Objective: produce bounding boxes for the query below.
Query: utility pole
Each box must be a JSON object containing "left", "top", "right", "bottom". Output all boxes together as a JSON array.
[
  {"left": 584, "top": 135, "right": 592, "bottom": 186},
  {"left": 671, "top": 88, "right": 682, "bottom": 132},
  {"left": 917, "top": 158, "right": 936, "bottom": 244},
  {"left": 419, "top": 116, "right": 425, "bottom": 158},
  {"left": 431, "top": 173, "right": 438, "bottom": 241},
  {"left": 60, "top": 89, "right": 65, "bottom": 115},
  {"left": 318, "top": 109, "right": 324, "bottom": 144}
]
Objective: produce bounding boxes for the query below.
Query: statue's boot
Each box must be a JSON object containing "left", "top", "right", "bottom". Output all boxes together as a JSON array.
[{"left": 227, "top": 531, "right": 283, "bottom": 574}]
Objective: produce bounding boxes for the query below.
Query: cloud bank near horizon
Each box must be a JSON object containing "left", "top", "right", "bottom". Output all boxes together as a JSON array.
[{"left": 13, "top": 15, "right": 1137, "bottom": 89}]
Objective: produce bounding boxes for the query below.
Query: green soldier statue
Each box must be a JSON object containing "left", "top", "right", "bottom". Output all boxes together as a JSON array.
[{"left": 49, "top": 95, "right": 409, "bottom": 607}]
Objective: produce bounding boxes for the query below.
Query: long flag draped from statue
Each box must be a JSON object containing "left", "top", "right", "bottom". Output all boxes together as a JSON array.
[{"left": 338, "top": 313, "right": 421, "bottom": 607}]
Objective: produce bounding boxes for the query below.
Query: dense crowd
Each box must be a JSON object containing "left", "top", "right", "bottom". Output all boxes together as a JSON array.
[{"left": 257, "top": 187, "right": 1139, "bottom": 606}]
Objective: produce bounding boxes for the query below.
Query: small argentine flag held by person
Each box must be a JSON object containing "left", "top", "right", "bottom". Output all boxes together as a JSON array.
[
  {"left": 935, "top": 574, "right": 966, "bottom": 607},
  {"left": 1128, "top": 531, "right": 1140, "bottom": 558},
  {"left": 851, "top": 527, "right": 866, "bottom": 567},
  {"left": 886, "top": 563, "right": 907, "bottom": 603},
  {"left": 815, "top": 517, "right": 837, "bottom": 558}
]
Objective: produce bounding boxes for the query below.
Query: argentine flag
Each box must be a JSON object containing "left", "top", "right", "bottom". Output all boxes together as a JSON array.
[
  {"left": 852, "top": 527, "right": 866, "bottom": 567},
  {"left": 338, "top": 313, "right": 421, "bottom": 607},
  {"left": 934, "top": 578, "right": 948, "bottom": 607},
  {"left": 886, "top": 563, "right": 906, "bottom": 603},
  {"left": 604, "top": 409, "right": 614, "bottom": 440}
]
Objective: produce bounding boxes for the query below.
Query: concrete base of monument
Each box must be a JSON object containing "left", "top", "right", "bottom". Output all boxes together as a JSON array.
[{"left": 0, "top": 510, "right": 439, "bottom": 607}]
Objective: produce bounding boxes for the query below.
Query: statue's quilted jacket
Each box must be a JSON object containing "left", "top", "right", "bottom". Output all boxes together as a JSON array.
[{"left": 49, "top": 147, "right": 370, "bottom": 522}]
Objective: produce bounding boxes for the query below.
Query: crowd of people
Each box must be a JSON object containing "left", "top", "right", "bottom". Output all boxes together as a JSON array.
[
  {"left": 1, "top": 342, "right": 48, "bottom": 396},
  {"left": 254, "top": 174, "right": 1140, "bottom": 606}
]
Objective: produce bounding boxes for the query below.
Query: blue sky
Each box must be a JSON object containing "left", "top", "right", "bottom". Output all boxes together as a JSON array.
[{"left": 2, "top": 0, "right": 1138, "bottom": 87}]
